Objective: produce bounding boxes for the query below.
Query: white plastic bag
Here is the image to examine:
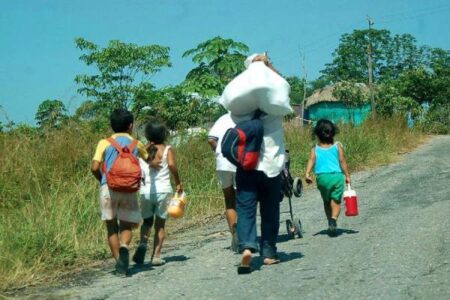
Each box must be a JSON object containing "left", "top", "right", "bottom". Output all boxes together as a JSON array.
[{"left": 218, "top": 62, "right": 293, "bottom": 116}]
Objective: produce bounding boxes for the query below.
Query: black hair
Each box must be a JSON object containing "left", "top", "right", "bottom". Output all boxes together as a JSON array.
[
  {"left": 313, "top": 119, "right": 339, "bottom": 144},
  {"left": 144, "top": 118, "right": 168, "bottom": 144},
  {"left": 110, "top": 108, "right": 134, "bottom": 133}
]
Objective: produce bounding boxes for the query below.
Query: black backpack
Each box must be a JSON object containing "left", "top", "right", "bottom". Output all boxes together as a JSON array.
[{"left": 221, "top": 111, "right": 264, "bottom": 171}]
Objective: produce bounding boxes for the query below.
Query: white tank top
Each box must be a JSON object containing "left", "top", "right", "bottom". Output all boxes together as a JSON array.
[{"left": 140, "top": 145, "right": 173, "bottom": 195}]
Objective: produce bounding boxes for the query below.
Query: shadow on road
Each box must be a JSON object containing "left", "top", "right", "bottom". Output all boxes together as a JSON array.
[
  {"left": 126, "top": 255, "right": 190, "bottom": 276},
  {"left": 312, "top": 228, "right": 359, "bottom": 237},
  {"left": 278, "top": 251, "right": 304, "bottom": 262},
  {"left": 127, "top": 263, "right": 154, "bottom": 276},
  {"left": 250, "top": 251, "right": 304, "bottom": 272},
  {"left": 277, "top": 233, "right": 301, "bottom": 243},
  {"left": 164, "top": 255, "right": 190, "bottom": 263}
]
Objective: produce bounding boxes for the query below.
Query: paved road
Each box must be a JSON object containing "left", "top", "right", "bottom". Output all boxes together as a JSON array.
[{"left": 51, "top": 136, "right": 450, "bottom": 299}]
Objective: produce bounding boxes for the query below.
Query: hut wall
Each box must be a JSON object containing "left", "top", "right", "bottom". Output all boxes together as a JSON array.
[{"left": 307, "top": 102, "right": 371, "bottom": 125}]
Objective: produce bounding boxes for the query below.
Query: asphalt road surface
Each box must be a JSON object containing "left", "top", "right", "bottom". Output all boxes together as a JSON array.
[{"left": 43, "top": 136, "right": 450, "bottom": 299}]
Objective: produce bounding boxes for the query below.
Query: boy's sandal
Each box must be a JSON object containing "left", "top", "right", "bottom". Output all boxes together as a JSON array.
[
  {"left": 151, "top": 257, "right": 166, "bottom": 266},
  {"left": 132, "top": 245, "right": 147, "bottom": 265},
  {"left": 237, "top": 265, "right": 252, "bottom": 275}
]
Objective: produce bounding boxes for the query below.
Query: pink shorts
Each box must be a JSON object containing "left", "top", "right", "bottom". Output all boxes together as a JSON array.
[{"left": 99, "top": 185, "right": 142, "bottom": 224}]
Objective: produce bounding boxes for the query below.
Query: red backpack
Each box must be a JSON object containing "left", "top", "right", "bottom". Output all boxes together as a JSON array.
[{"left": 103, "top": 137, "right": 141, "bottom": 193}]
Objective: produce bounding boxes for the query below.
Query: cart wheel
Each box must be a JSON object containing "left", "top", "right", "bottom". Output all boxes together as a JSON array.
[
  {"left": 293, "top": 177, "right": 303, "bottom": 198},
  {"left": 285, "top": 220, "right": 295, "bottom": 238},
  {"left": 294, "top": 218, "right": 304, "bottom": 238}
]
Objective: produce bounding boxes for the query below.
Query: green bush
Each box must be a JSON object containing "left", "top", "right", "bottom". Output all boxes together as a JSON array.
[{"left": 420, "top": 104, "right": 450, "bottom": 134}]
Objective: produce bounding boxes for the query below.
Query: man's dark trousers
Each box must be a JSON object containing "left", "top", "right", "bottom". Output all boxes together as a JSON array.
[{"left": 236, "top": 168, "right": 282, "bottom": 258}]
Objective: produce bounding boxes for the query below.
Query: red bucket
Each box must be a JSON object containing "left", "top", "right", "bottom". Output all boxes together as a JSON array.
[{"left": 343, "top": 184, "right": 359, "bottom": 216}]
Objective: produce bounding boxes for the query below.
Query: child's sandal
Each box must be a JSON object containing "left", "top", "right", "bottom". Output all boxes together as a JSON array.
[{"left": 151, "top": 257, "right": 166, "bottom": 266}]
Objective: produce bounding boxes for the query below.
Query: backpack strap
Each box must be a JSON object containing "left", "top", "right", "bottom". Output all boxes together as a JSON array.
[
  {"left": 107, "top": 137, "right": 123, "bottom": 153},
  {"left": 102, "top": 139, "right": 119, "bottom": 173},
  {"left": 107, "top": 137, "right": 138, "bottom": 153},
  {"left": 128, "top": 139, "right": 138, "bottom": 153}
]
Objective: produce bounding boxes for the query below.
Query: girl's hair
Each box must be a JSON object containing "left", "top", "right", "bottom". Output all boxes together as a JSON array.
[
  {"left": 313, "top": 119, "right": 339, "bottom": 144},
  {"left": 145, "top": 118, "right": 169, "bottom": 161},
  {"left": 145, "top": 118, "right": 168, "bottom": 144}
]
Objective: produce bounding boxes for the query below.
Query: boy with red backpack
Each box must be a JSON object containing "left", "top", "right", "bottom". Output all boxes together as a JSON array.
[{"left": 91, "top": 108, "right": 149, "bottom": 275}]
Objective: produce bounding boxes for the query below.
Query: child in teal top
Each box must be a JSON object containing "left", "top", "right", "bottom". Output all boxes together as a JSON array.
[{"left": 305, "top": 119, "right": 351, "bottom": 236}]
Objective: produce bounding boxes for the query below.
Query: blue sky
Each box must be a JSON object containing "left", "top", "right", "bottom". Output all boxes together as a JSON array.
[{"left": 1, "top": 0, "right": 450, "bottom": 124}]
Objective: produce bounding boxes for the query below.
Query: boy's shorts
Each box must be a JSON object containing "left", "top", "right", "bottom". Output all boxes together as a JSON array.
[
  {"left": 99, "top": 185, "right": 142, "bottom": 224},
  {"left": 217, "top": 170, "right": 236, "bottom": 189},
  {"left": 316, "top": 173, "right": 345, "bottom": 203},
  {"left": 139, "top": 193, "right": 171, "bottom": 220}
]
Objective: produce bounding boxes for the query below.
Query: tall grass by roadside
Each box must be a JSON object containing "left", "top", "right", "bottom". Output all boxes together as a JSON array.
[{"left": 0, "top": 116, "right": 423, "bottom": 291}]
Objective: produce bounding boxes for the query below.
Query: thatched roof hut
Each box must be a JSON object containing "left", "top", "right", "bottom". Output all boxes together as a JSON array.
[
  {"left": 305, "top": 83, "right": 369, "bottom": 108},
  {"left": 304, "top": 82, "right": 371, "bottom": 125}
]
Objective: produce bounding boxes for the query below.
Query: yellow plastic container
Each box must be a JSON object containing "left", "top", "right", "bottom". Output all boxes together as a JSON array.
[{"left": 167, "top": 192, "right": 187, "bottom": 218}]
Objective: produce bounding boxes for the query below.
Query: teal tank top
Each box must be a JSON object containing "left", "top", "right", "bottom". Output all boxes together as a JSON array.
[{"left": 314, "top": 143, "right": 342, "bottom": 174}]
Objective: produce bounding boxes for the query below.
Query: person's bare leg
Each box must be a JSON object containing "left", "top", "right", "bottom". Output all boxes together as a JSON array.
[
  {"left": 323, "top": 201, "right": 332, "bottom": 221},
  {"left": 152, "top": 217, "right": 166, "bottom": 259},
  {"left": 330, "top": 200, "right": 341, "bottom": 220},
  {"left": 119, "top": 220, "right": 135, "bottom": 247},
  {"left": 106, "top": 219, "right": 120, "bottom": 259},
  {"left": 139, "top": 217, "right": 154, "bottom": 245},
  {"left": 223, "top": 186, "right": 237, "bottom": 231},
  {"left": 328, "top": 200, "right": 340, "bottom": 237}
]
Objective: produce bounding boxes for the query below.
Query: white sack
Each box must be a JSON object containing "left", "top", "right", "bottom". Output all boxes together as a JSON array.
[{"left": 219, "top": 61, "right": 293, "bottom": 116}]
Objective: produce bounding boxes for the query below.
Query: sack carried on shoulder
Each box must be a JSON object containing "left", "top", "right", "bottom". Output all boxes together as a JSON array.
[
  {"left": 221, "top": 111, "right": 264, "bottom": 171},
  {"left": 103, "top": 137, "right": 141, "bottom": 193},
  {"left": 218, "top": 61, "right": 293, "bottom": 116}
]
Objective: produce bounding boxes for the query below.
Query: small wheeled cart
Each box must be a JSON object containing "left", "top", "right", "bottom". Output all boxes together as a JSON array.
[{"left": 280, "top": 150, "right": 304, "bottom": 239}]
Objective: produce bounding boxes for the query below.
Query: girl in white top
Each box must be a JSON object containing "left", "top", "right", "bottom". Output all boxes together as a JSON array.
[{"left": 133, "top": 118, "right": 183, "bottom": 266}]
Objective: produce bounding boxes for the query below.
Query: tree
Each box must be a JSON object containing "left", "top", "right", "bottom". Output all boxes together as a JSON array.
[
  {"left": 373, "top": 46, "right": 449, "bottom": 126},
  {"left": 428, "top": 48, "right": 450, "bottom": 105},
  {"left": 332, "top": 81, "right": 369, "bottom": 109},
  {"left": 382, "top": 34, "right": 425, "bottom": 81},
  {"left": 286, "top": 76, "right": 307, "bottom": 105},
  {"left": 309, "top": 76, "right": 331, "bottom": 91},
  {"left": 74, "top": 100, "right": 101, "bottom": 121},
  {"left": 73, "top": 100, "right": 111, "bottom": 132},
  {"left": 133, "top": 84, "right": 221, "bottom": 129},
  {"left": 35, "top": 99, "right": 67, "bottom": 128},
  {"left": 74, "top": 38, "right": 171, "bottom": 111},
  {"left": 321, "top": 29, "right": 425, "bottom": 84},
  {"left": 394, "top": 68, "right": 434, "bottom": 104},
  {"left": 429, "top": 48, "right": 450, "bottom": 73},
  {"left": 375, "top": 84, "right": 420, "bottom": 118},
  {"left": 321, "top": 29, "right": 389, "bottom": 83},
  {"left": 182, "top": 36, "right": 249, "bottom": 97}
]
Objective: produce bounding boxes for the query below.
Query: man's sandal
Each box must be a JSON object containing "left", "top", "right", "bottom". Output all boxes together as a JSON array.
[
  {"left": 237, "top": 265, "right": 252, "bottom": 274},
  {"left": 263, "top": 256, "right": 280, "bottom": 265}
]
